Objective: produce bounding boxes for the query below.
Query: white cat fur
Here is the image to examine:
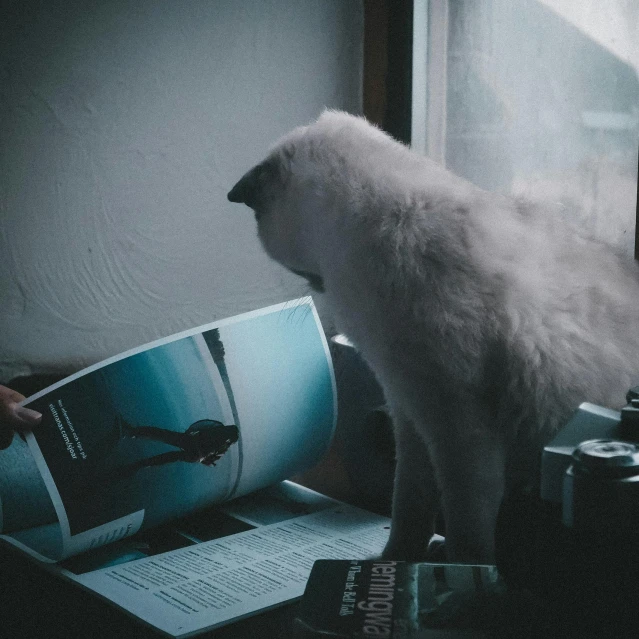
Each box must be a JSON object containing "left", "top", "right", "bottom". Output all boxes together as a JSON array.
[{"left": 228, "top": 110, "right": 639, "bottom": 562}]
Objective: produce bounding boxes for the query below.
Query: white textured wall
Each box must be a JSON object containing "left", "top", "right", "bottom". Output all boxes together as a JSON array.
[{"left": 0, "top": 0, "right": 363, "bottom": 381}]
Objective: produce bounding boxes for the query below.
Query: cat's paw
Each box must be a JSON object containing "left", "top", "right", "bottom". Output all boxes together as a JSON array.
[
  {"left": 381, "top": 536, "right": 433, "bottom": 562},
  {"left": 425, "top": 534, "right": 447, "bottom": 562}
]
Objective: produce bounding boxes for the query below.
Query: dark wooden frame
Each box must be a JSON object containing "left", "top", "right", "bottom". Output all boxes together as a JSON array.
[{"left": 363, "top": 0, "right": 413, "bottom": 145}]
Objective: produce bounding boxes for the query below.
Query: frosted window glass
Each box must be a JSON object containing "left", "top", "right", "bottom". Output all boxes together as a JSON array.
[{"left": 414, "top": 0, "right": 639, "bottom": 255}]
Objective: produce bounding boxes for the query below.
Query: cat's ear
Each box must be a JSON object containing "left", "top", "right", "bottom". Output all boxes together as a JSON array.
[
  {"left": 228, "top": 163, "right": 262, "bottom": 208},
  {"left": 228, "top": 157, "right": 280, "bottom": 209},
  {"left": 228, "top": 148, "right": 293, "bottom": 209}
]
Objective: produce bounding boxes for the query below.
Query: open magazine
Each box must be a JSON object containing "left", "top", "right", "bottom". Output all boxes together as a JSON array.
[{"left": 0, "top": 298, "right": 391, "bottom": 637}]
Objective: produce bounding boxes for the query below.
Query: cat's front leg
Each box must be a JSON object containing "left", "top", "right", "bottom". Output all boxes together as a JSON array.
[
  {"left": 430, "top": 429, "right": 506, "bottom": 564},
  {"left": 382, "top": 413, "right": 439, "bottom": 561}
]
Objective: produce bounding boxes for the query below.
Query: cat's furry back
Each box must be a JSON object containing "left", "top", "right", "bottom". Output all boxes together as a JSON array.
[{"left": 228, "top": 110, "right": 639, "bottom": 562}]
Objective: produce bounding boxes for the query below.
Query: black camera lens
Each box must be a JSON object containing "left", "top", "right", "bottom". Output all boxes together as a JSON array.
[
  {"left": 563, "top": 439, "right": 639, "bottom": 536},
  {"left": 571, "top": 439, "right": 639, "bottom": 478}
]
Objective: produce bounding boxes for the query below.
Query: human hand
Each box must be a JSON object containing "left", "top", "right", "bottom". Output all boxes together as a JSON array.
[{"left": 0, "top": 385, "right": 42, "bottom": 450}]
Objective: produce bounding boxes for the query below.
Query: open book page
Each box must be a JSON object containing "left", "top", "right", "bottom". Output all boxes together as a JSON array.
[
  {"left": 57, "top": 482, "right": 391, "bottom": 638},
  {"left": 1, "top": 299, "right": 337, "bottom": 561}
]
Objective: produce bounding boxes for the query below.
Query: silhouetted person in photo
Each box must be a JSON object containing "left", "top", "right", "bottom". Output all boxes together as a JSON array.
[{"left": 118, "top": 417, "right": 239, "bottom": 469}]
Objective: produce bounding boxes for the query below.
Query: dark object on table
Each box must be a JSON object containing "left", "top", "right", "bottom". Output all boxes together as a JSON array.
[
  {"left": 329, "top": 335, "right": 395, "bottom": 516},
  {"left": 293, "top": 559, "right": 552, "bottom": 638},
  {"left": 496, "top": 397, "right": 639, "bottom": 637}
]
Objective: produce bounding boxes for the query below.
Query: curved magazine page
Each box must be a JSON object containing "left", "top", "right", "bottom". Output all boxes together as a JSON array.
[{"left": 1, "top": 298, "right": 336, "bottom": 561}]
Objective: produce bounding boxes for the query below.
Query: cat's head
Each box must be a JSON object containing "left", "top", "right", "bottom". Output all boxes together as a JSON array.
[
  {"left": 227, "top": 111, "right": 387, "bottom": 294},
  {"left": 227, "top": 121, "right": 327, "bottom": 292}
]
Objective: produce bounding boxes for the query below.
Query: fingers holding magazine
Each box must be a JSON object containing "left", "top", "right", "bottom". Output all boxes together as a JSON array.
[{"left": 0, "top": 384, "right": 42, "bottom": 450}]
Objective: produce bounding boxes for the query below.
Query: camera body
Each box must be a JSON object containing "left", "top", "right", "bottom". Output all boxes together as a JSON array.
[
  {"left": 540, "top": 402, "right": 639, "bottom": 537},
  {"left": 495, "top": 398, "right": 639, "bottom": 633}
]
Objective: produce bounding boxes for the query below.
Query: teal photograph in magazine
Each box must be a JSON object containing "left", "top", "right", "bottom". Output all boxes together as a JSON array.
[
  {"left": 25, "top": 329, "right": 238, "bottom": 538},
  {"left": 3, "top": 299, "right": 336, "bottom": 561}
]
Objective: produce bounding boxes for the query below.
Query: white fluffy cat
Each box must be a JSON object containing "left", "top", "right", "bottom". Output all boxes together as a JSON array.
[{"left": 228, "top": 110, "right": 639, "bottom": 562}]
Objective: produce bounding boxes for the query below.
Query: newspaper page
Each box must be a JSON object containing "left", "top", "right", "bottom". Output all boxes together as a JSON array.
[
  {"left": 60, "top": 482, "right": 391, "bottom": 638},
  {"left": 1, "top": 299, "right": 337, "bottom": 562}
]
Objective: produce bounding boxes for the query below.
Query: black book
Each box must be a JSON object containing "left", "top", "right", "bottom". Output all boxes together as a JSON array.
[{"left": 294, "top": 560, "right": 551, "bottom": 638}]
